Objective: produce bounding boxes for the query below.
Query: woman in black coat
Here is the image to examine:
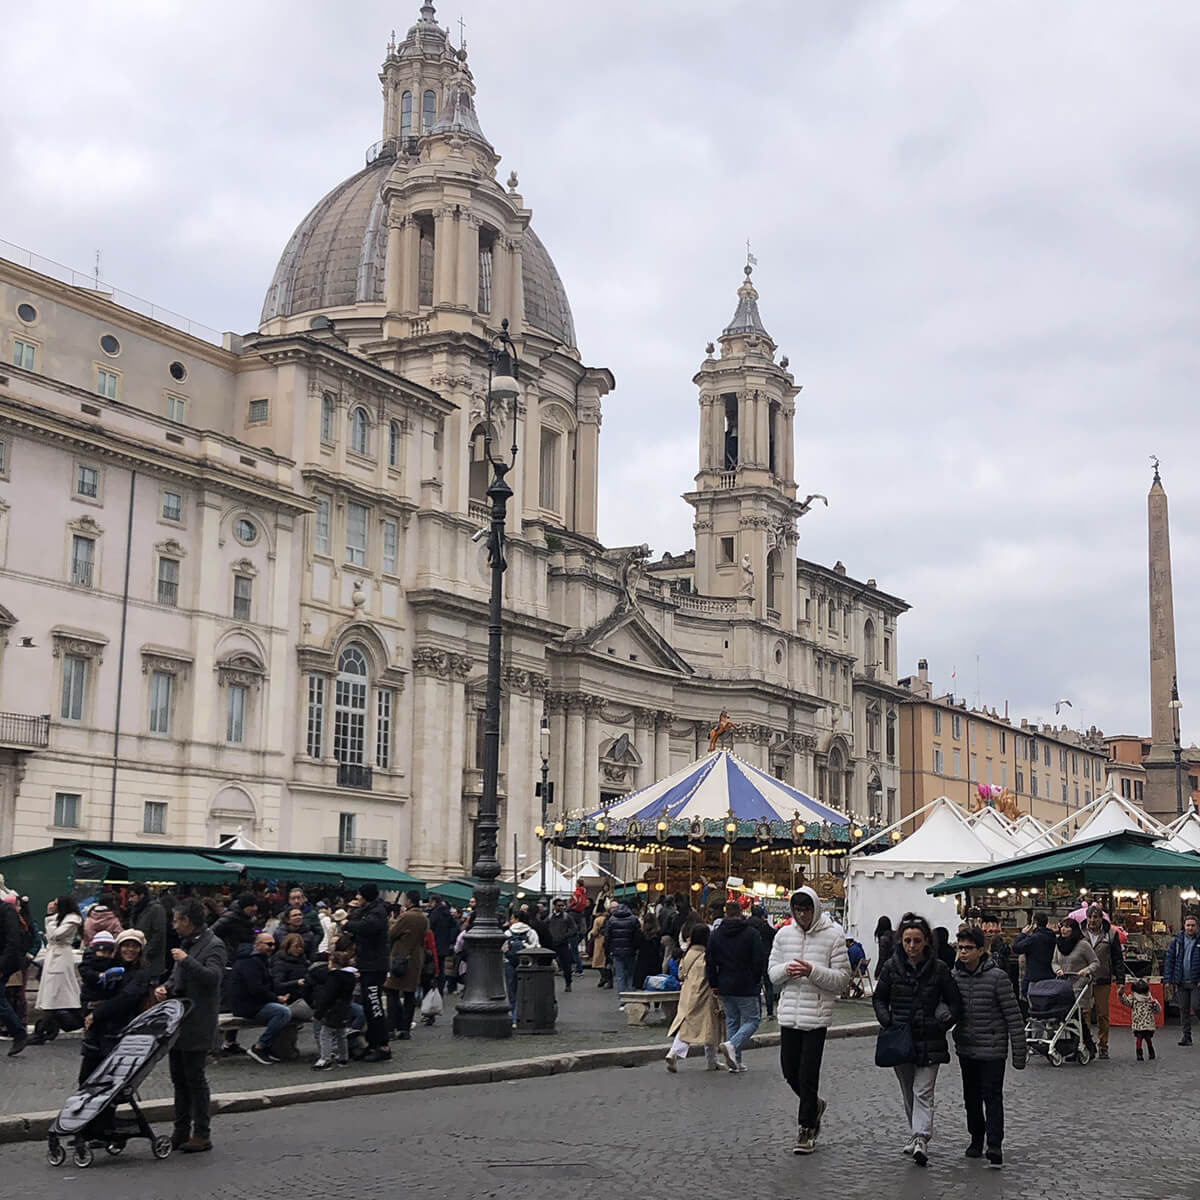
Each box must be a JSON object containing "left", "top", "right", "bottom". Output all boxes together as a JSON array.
[
  {"left": 874, "top": 916, "right": 895, "bottom": 981},
  {"left": 270, "top": 934, "right": 310, "bottom": 1004},
  {"left": 634, "top": 912, "right": 662, "bottom": 989},
  {"left": 873, "top": 913, "right": 962, "bottom": 1168}
]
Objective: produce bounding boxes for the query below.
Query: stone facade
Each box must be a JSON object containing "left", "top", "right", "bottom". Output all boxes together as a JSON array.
[{"left": 0, "top": 5, "right": 908, "bottom": 879}]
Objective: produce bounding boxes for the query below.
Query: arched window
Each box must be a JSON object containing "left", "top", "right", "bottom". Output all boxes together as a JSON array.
[
  {"left": 538, "top": 427, "right": 560, "bottom": 511},
  {"left": 320, "top": 392, "right": 335, "bottom": 443},
  {"left": 334, "top": 646, "right": 368, "bottom": 772},
  {"left": 400, "top": 90, "right": 413, "bottom": 140},
  {"left": 350, "top": 407, "right": 370, "bottom": 456},
  {"left": 766, "top": 549, "right": 780, "bottom": 611},
  {"left": 827, "top": 744, "right": 844, "bottom": 805},
  {"left": 422, "top": 89, "right": 436, "bottom": 132},
  {"left": 388, "top": 421, "right": 401, "bottom": 468},
  {"left": 469, "top": 424, "right": 489, "bottom": 502},
  {"left": 863, "top": 618, "right": 877, "bottom": 667}
]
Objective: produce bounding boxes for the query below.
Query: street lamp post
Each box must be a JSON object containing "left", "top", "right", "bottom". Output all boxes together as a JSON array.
[
  {"left": 538, "top": 716, "right": 551, "bottom": 894},
  {"left": 454, "top": 320, "right": 520, "bottom": 1039},
  {"left": 1170, "top": 675, "right": 1184, "bottom": 817}
]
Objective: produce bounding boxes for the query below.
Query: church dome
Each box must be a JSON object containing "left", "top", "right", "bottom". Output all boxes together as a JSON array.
[{"left": 259, "top": 155, "right": 577, "bottom": 348}]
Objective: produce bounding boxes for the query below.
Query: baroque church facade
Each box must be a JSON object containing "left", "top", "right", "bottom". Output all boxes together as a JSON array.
[{"left": 0, "top": 5, "right": 908, "bottom": 880}]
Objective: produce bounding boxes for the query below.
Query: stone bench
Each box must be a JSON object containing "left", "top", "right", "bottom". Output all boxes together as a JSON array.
[{"left": 618, "top": 990, "right": 680, "bottom": 1027}]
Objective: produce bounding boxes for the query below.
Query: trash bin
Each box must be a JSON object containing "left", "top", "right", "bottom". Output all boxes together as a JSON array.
[{"left": 515, "top": 946, "right": 558, "bottom": 1033}]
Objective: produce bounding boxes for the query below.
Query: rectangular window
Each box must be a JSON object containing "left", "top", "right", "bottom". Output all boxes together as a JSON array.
[
  {"left": 96, "top": 368, "right": 118, "bottom": 399},
  {"left": 1044, "top": 744, "right": 1051, "bottom": 767},
  {"left": 157, "top": 557, "right": 180, "bottom": 606},
  {"left": 12, "top": 337, "right": 36, "bottom": 370},
  {"left": 70, "top": 534, "right": 95, "bottom": 586},
  {"left": 883, "top": 637, "right": 890, "bottom": 671},
  {"left": 1121, "top": 777, "right": 1131, "bottom": 799},
  {"left": 539, "top": 429, "right": 560, "bottom": 510},
  {"left": 76, "top": 463, "right": 99, "bottom": 497},
  {"left": 1074, "top": 784, "right": 1080, "bottom": 805},
  {"left": 0, "top": 437, "right": 6, "bottom": 475},
  {"left": 969, "top": 753, "right": 978, "bottom": 782},
  {"left": 1084, "top": 790, "right": 1091, "bottom": 805},
  {"left": 338, "top": 812, "right": 357, "bottom": 854},
  {"left": 232, "top": 575, "right": 252, "bottom": 621},
  {"left": 1135, "top": 780, "right": 1144, "bottom": 803},
  {"left": 376, "top": 689, "right": 392, "bottom": 769},
  {"left": 306, "top": 675, "right": 325, "bottom": 758},
  {"left": 1001, "top": 762, "right": 1008, "bottom": 787},
  {"left": 346, "top": 502, "right": 368, "bottom": 565},
  {"left": 161, "top": 490, "right": 182, "bottom": 522},
  {"left": 226, "top": 683, "right": 247, "bottom": 744},
  {"left": 478, "top": 242, "right": 493, "bottom": 314},
  {"left": 1072, "top": 753, "right": 1078, "bottom": 775},
  {"left": 165, "top": 394, "right": 187, "bottom": 423},
  {"left": 1031, "top": 774, "right": 1039, "bottom": 797},
  {"left": 932, "top": 747, "right": 944, "bottom": 775},
  {"left": 933, "top": 710, "right": 942, "bottom": 736},
  {"left": 142, "top": 800, "right": 167, "bottom": 835},
  {"left": 418, "top": 225, "right": 435, "bottom": 306},
  {"left": 382, "top": 519, "right": 398, "bottom": 575},
  {"left": 1062, "top": 782, "right": 1068, "bottom": 804},
  {"left": 999, "top": 730, "right": 1007, "bottom": 754},
  {"left": 1016, "top": 769, "right": 1025, "bottom": 794},
  {"left": 953, "top": 749, "right": 961, "bottom": 778},
  {"left": 1060, "top": 748, "right": 1068, "bottom": 771},
  {"left": 886, "top": 718, "right": 896, "bottom": 760},
  {"left": 53, "top": 792, "right": 80, "bottom": 829},
  {"left": 986, "top": 758, "right": 993, "bottom": 786},
  {"left": 968, "top": 720, "right": 975, "bottom": 745},
  {"left": 719, "top": 536, "right": 735, "bottom": 564},
  {"left": 149, "top": 670, "right": 173, "bottom": 735},
  {"left": 314, "top": 496, "right": 331, "bottom": 555},
  {"left": 985, "top": 726, "right": 992, "bottom": 750},
  {"left": 320, "top": 393, "right": 335, "bottom": 443},
  {"left": 247, "top": 398, "right": 269, "bottom": 425},
  {"left": 952, "top": 715, "right": 962, "bottom": 740},
  {"left": 61, "top": 654, "right": 87, "bottom": 721}
]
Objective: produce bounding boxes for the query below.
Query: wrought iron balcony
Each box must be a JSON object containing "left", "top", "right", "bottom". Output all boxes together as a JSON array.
[
  {"left": 336, "top": 762, "right": 373, "bottom": 790},
  {"left": 323, "top": 836, "right": 388, "bottom": 858},
  {"left": 0, "top": 712, "right": 50, "bottom": 749}
]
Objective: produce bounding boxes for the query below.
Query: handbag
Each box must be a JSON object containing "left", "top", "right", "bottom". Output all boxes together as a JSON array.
[
  {"left": 387, "top": 955, "right": 410, "bottom": 983},
  {"left": 875, "top": 1021, "right": 916, "bottom": 1067}
]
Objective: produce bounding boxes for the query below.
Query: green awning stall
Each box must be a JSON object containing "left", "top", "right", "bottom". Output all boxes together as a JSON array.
[
  {"left": 928, "top": 832, "right": 1200, "bottom": 896},
  {"left": 428, "top": 877, "right": 515, "bottom": 908},
  {"left": 216, "top": 853, "right": 425, "bottom": 894}
]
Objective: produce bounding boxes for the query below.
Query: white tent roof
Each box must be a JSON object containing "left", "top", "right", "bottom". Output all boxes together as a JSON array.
[
  {"left": 1068, "top": 792, "right": 1165, "bottom": 844},
  {"left": 1011, "top": 813, "right": 1058, "bottom": 854},
  {"left": 516, "top": 859, "right": 576, "bottom": 895},
  {"left": 565, "top": 857, "right": 623, "bottom": 883},
  {"left": 857, "top": 798, "right": 995, "bottom": 865},
  {"left": 970, "top": 807, "right": 1022, "bottom": 857},
  {"left": 1162, "top": 812, "right": 1200, "bottom": 854}
]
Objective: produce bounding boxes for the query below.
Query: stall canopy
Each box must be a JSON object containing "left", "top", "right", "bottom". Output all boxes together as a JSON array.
[
  {"left": 929, "top": 831, "right": 1200, "bottom": 895},
  {"left": 844, "top": 798, "right": 995, "bottom": 941},
  {"left": 87, "top": 848, "right": 242, "bottom": 885},
  {"left": 428, "top": 877, "right": 515, "bottom": 907},
  {"left": 217, "top": 853, "right": 423, "bottom": 891}
]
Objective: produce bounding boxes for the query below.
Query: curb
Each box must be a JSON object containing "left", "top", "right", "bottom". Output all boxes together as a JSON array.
[{"left": 0, "top": 1020, "right": 877, "bottom": 1145}]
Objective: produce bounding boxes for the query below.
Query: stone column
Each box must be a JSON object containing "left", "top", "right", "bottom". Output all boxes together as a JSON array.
[
  {"left": 433, "top": 207, "right": 456, "bottom": 306},
  {"left": 491, "top": 236, "right": 511, "bottom": 325},
  {"left": 654, "top": 711, "right": 673, "bottom": 780},
  {"left": 756, "top": 398, "right": 770, "bottom": 471},
  {"left": 408, "top": 649, "right": 450, "bottom": 877},
  {"left": 508, "top": 236, "right": 524, "bottom": 334},
  {"left": 547, "top": 692, "right": 567, "bottom": 821},
  {"left": 456, "top": 213, "right": 478, "bottom": 309},
  {"left": 565, "top": 695, "right": 585, "bottom": 813},
  {"left": 583, "top": 696, "right": 602, "bottom": 814},
  {"left": 385, "top": 212, "right": 404, "bottom": 313},
  {"left": 736, "top": 392, "right": 750, "bottom": 467},
  {"left": 400, "top": 217, "right": 420, "bottom": 312},
  {"left": 575, "top": 416, "right": 600, "bottom": 539},
  {"left": 522, "top": 392, "right": 542, "bottom": 524},
  {"left": 441, "top": 654, "right": 472, "bottom": 876}
]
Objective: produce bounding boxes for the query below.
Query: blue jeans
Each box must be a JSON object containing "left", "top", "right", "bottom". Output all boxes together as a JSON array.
[
  {"left": 0, "top": 992, "right": 24, "bottom": 1040},
  {"left": 348, "top": 1001, "right": 365, "bottom": 1032},
  {"left": 613, "top": 952, "right": 636, "bottom": 999},
  {"left": 721, "top": 994, "right": 761, "bottom": 1063},
  {"left": 253, "top": 1002, "right": 291, "bottom": 1049}
]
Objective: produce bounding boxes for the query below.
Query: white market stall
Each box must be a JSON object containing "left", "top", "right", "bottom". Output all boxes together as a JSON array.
[{"left": 844, "top": 798, "right": 997, "bottom": 943}]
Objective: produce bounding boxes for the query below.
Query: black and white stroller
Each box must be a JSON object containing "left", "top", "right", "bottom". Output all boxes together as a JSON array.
[
  {"left": 47, "top": 999, "right": 190, "bottom": 1168},
  {"left": 1026, "top": 977, "right": 1093, "bottom": 1067}
]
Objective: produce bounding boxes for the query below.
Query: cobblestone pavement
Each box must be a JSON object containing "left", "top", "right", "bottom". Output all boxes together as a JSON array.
[
  {"left": 0, "top": 974, "right": 873, "bottom": 1114},
  {"left": 6, "top": 1023, "right": 1195, "bottom": 1200}
]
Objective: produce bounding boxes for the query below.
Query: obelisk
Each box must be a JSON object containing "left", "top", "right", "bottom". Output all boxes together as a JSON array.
[{"left": 1144, "top": 458, "right": 1181, "bottom": 819}]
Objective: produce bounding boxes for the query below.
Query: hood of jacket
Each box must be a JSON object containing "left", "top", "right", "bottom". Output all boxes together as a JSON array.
[
  {"left": 611, "top": 903, "right": 632, "bottom": 920},
  {"left": 790, "top": 886, "right": 832, "bottom": 936},
  {"left": 508, "top": 921, "right": 534, "bottom": 936}
]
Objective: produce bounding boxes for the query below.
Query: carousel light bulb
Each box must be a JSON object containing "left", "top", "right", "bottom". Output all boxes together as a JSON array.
[
  {"left": 890, "top": 831, "right": 902, "bottom": 841},
  {"left": 852, "top": 827, "right": 863, "bottom": 839},
  {"left": 690, "top": 881, "right": 701, "bottom": 891},
  {"left": 655, "top": 882, "right": 665, "bottom": 891},
  {"left": 722, "top": 843, "right": 731, "bottom": 854},
  {"left": 534, "top": 826, "right": 545, "bottom": 838},
  {"left": 657, "top": 820, "right": 668, "bottom": 831},
  {"left": 554, "top": 822, "right": 564, "bottom": 833},
  {"left": 726, "top": 821, "right": 737, "bottom": 834}
]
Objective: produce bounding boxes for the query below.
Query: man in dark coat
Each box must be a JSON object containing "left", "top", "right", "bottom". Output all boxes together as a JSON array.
[
  {"left": 547, "top": 897, "right": 577, "bottom": 991},
  {"left": 0, "top": 899, "right": 28, "bottom": 1052},
  {"left": 603, "top": 902, "right": 640, "bottom": 1001},
  {"left": 129, "top": 882, "right": 167, "bottom": 980},
  {"left": 344, "top": 883, "right": 390, "bottom": 1061},
  {"left": 707, "top": 901, "right": 766, "bottom": 1071},
  {"left": 156, "top": 898, "right": 226, "bottom": 1153},
  {"left": 428, "top": 897, "right": 457, "bottom": 993},
  {"left": 952, "top": 926, "right": 1026, "bottom": 1167},
  {"left": 211, "top": 893, "right": 259, "bottom": 956},
  {"left": 229, "top": 932, "right": 292, "bottom": 1064},
  {"left": 1013, "top": 912, "right": 1058, "bottom": 1003},
  {"left": 747, "top": 904, "right": 777, "bottom": 1017},
  {"left": 1163, "top": 913, "right": 1200, "bottom": 1046}
]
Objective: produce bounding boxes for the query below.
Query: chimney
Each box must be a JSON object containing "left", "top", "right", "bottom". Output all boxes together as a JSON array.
[{"left": 918, "top": 659, "right": 928, "bottom": 685}]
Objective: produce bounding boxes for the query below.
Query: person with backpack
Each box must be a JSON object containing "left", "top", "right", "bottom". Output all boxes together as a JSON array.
[{"left": 503, "top": 913, "right": 539, "bottom": 1026}]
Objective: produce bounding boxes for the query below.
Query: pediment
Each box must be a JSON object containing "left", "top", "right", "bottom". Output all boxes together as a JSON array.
[{"left": 560, "top": 607, "right": 692, "bottom": 675}]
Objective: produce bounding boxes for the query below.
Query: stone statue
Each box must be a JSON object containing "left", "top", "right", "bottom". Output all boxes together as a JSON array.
[
  {"left": 618, "top": 543, "right": 652, "bottom": 610},
  {"left": 739, "top": 553, "right": 754, "bottom": 597}
]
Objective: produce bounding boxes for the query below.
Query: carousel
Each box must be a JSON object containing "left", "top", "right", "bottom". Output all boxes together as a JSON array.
[{"left": 541, "top": 742, "right": 884, "bottom": 915}]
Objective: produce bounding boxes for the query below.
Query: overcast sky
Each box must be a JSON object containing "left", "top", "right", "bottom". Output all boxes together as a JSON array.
[{"left": 3, "top": 1, "right": 1198, "bottom": 743}]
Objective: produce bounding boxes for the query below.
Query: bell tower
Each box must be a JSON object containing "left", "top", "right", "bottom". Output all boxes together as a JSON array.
[{"left": 685, "top": 266, "right": 802, "bottom": 625}]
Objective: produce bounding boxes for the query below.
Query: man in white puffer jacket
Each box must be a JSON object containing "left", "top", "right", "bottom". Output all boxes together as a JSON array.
[{"left": 767, "top": 886, "right": 851, "bottom": 1156}]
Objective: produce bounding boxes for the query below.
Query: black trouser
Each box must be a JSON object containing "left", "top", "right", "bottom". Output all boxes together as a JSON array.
[
  {"left": 359, "top": 971, "right": 389, "bottom": 1048},
  {"left": 387, "top": 989, "right": 416, "bottom": 1032},
  {"left": 779, "top": 1026, "right": 827, "bottom": 1129},
  {"left": 169, "top": 1048, "right": 212, "bottom": 1141},
  {"left": 959, "top": 1056, "right": 1006, "bottom": 1148},
  {"left": 554, "top": 943, "right": 573, "bottom": 986}
]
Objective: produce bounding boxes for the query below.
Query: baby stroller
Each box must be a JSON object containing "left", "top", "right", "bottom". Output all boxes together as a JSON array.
[
  {"left": 1025, "top": 977, "right": 1092, "bottom": 1067},
  {"left": 47, "top": 999, "right": 190, "bottom": 1169}
]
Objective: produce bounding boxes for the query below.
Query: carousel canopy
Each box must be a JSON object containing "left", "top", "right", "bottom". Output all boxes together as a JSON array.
[
  {"left": 929, "top": 830, "right": 1200, "bottom": 894},
  {"left": 583, "top": 751, "right": 845, "bottom": 825}
]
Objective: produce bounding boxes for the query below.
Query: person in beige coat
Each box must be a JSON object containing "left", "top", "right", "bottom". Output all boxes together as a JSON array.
[
  {"left": 665, "top": 925, "right": 722, "bottom": 1072},
  {"left": 590, "top": 911, "right": 612, "bottom": 987},
  {"left": 384, "top": 891, "right": 427, "bottom": 1039}
]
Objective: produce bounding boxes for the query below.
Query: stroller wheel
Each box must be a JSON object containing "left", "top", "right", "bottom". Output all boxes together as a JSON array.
[
  {"left": 152, "top": 1134, "right": 173, "bottom": 1160},
  {"left": 72, "top": 1145, "right": 94, "bottom": 1168},
  {"left": 1048, "top": 1049, "right": 1065, "bottom": 1067},
  {"left": 46, "top": 1139, "right": 66, "bottom": 1168},
  {"left": 105, "top": 1140, "right": 126, "bottom": 1156},
  {"left": 1076, "top": 1044, "right": 1093, "bottom": 1065}
]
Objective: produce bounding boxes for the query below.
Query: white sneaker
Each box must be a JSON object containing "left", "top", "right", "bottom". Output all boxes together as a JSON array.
[
  {"left": 734, "top": 1062, "right": 749, "bottom": 1073},
  {"left": 901, "top": 1137, "right": 917, "bottom": 1157},
  {"left": 718, "top": 1041, "right": 737, "bottom": 1071},
  {"left": 912, "top": 1136, "right": 929, "bottom": 1167},
  {"left": 664, "top": 1052, "right": 678, "bottom": 1074}
]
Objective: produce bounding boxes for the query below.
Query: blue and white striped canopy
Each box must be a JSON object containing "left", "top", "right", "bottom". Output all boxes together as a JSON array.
[{"left": 583, "top": 751, "right": 847, "bottom": 825}]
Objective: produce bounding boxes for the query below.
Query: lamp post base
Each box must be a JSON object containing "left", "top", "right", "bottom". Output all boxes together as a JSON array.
[
  {"left": 452, "top": 923, "right": 514, "bottom": 1038},
  {"left": 453, "top": 1005, "right": 515, "bottom": 1038}
]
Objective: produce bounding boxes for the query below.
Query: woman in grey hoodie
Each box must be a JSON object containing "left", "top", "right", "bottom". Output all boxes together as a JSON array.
[{"left": 1051, "top": 918, "right": 1098, "bottom": 1055}]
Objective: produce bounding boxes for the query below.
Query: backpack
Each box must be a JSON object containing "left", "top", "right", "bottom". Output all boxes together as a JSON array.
[{"left": 505, "top": 929, "right": 529, "bottom": 965}]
